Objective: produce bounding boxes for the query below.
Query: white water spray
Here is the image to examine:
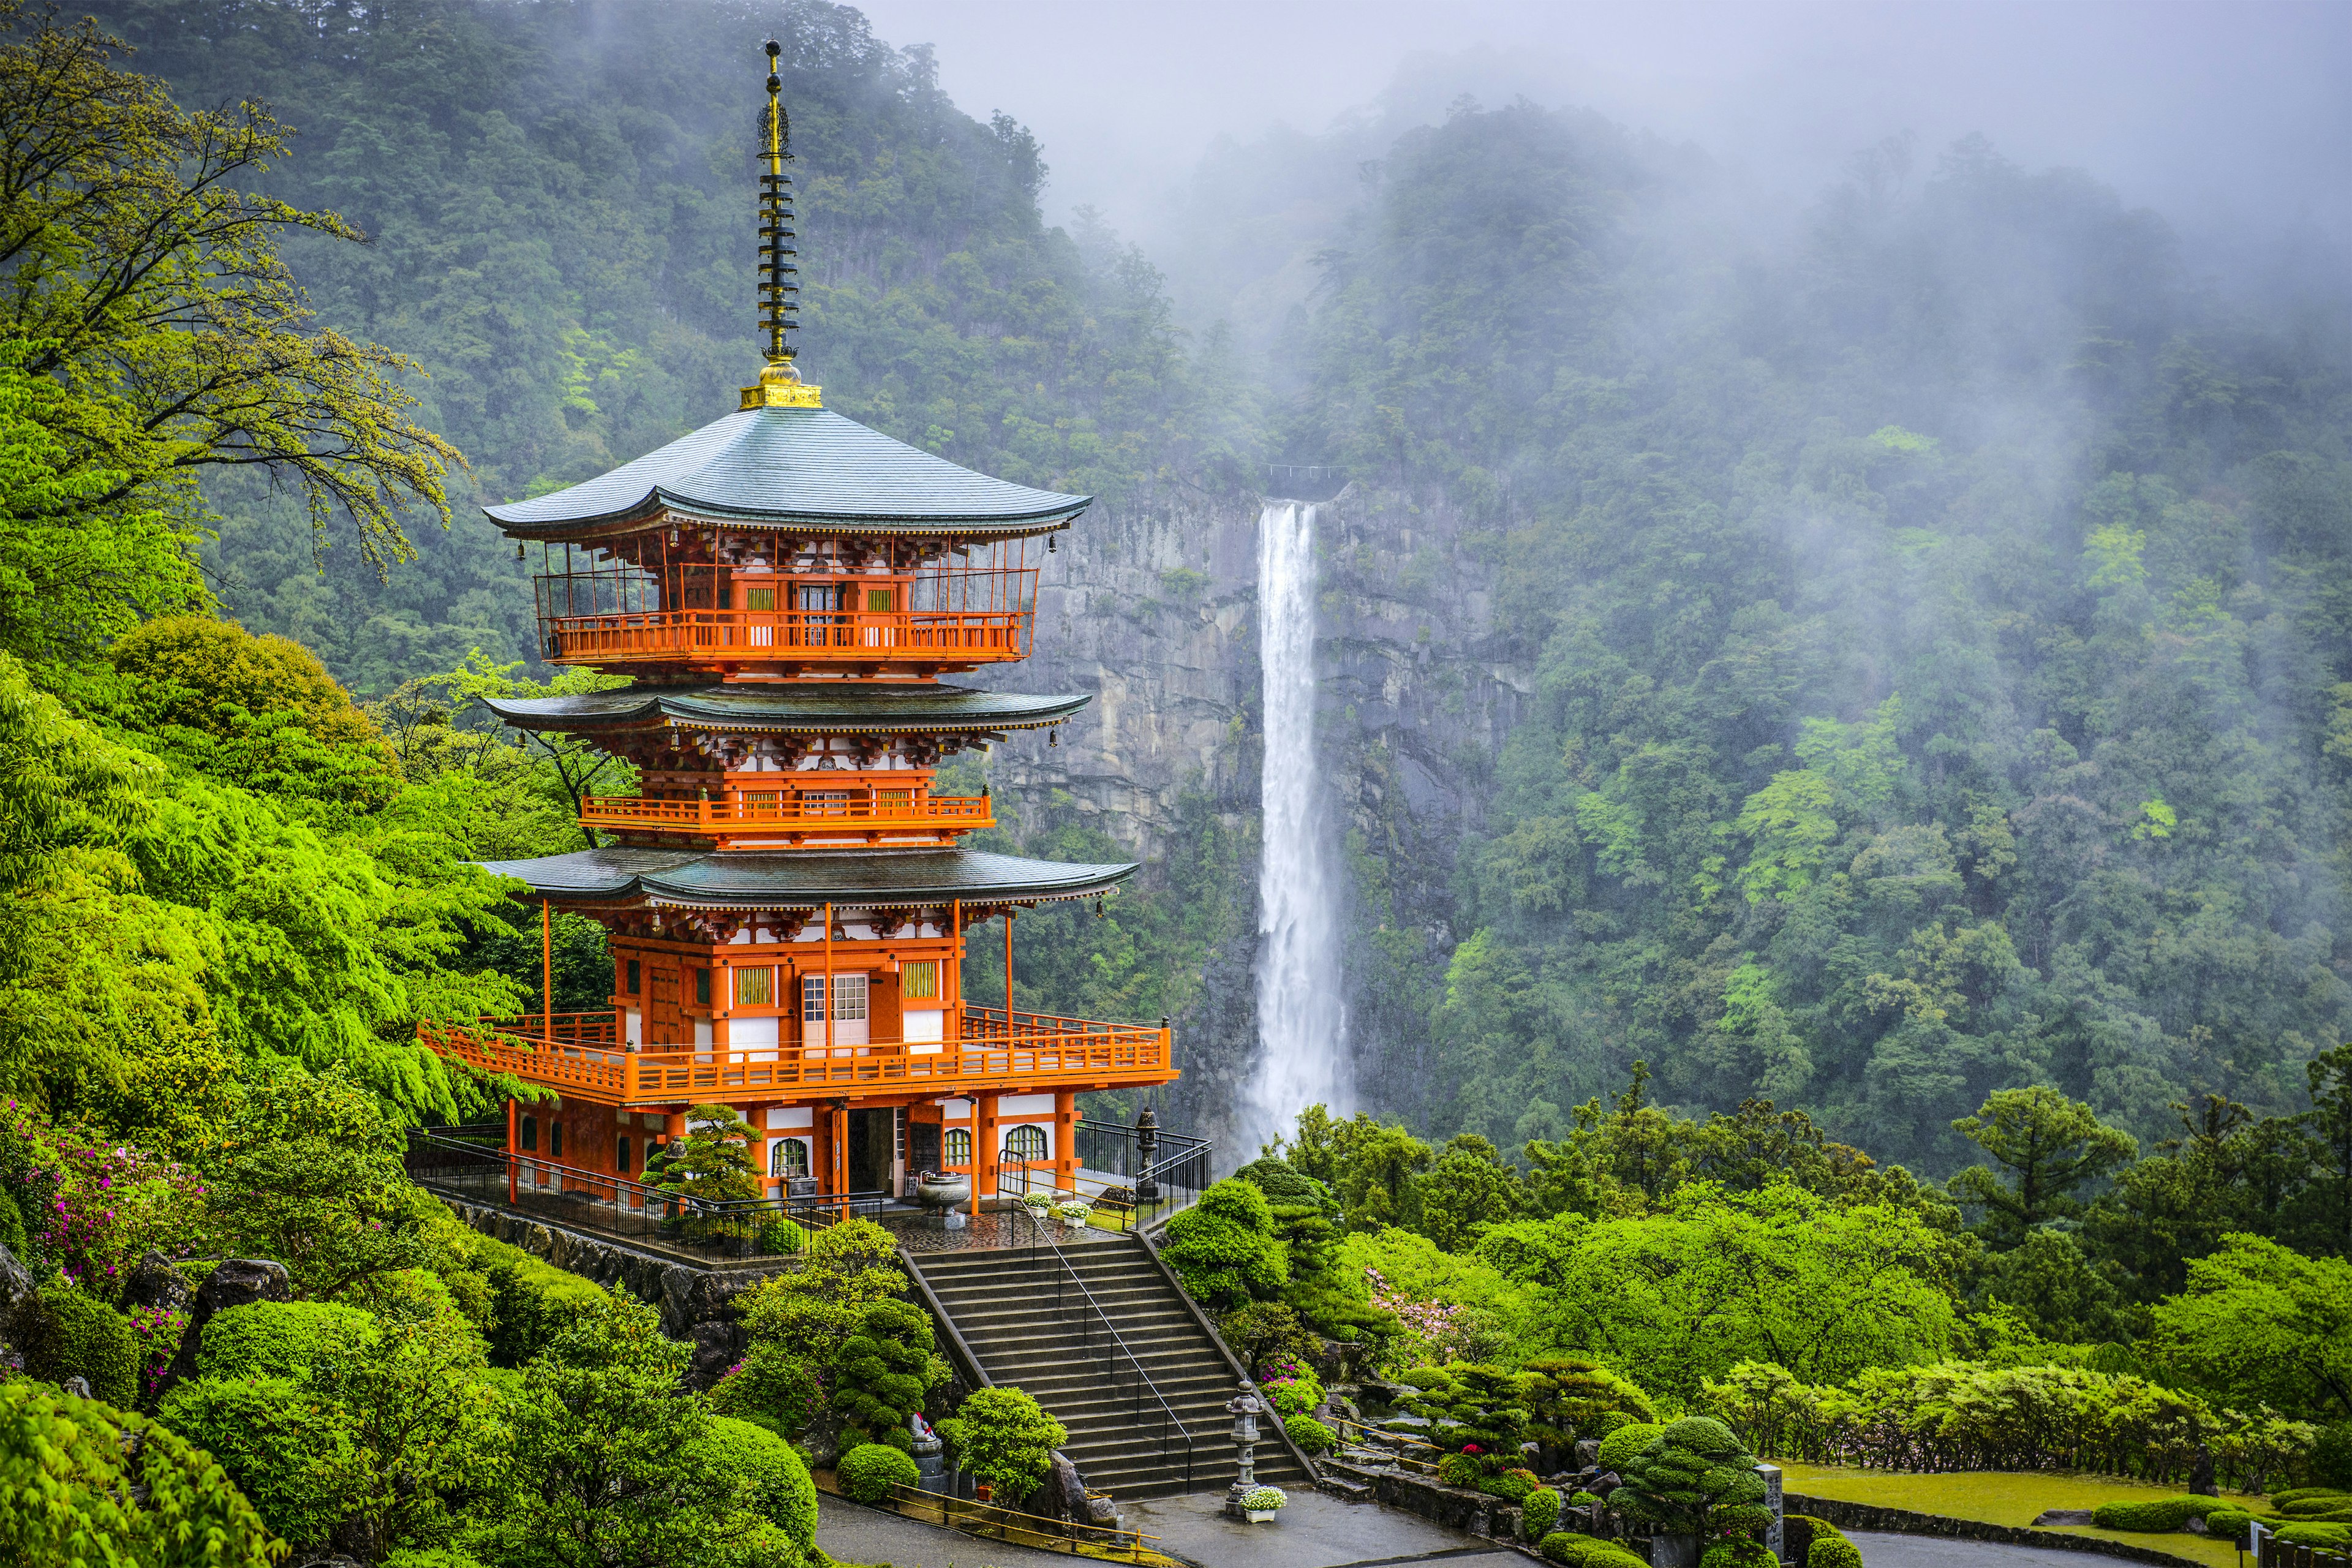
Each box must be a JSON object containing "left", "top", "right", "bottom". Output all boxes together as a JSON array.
[{"left": 1245, "top": 500, "right": 1348, "bottom": 1156}]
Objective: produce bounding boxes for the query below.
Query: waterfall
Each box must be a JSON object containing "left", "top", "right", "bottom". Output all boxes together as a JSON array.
[{"left": 1244, "top": 500, "right": 1347, "bottom": 1157}]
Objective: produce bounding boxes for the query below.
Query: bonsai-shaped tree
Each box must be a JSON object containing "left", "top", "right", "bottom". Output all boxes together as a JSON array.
[
  {"left": 834, "top": 1300, "right": 937, "bottom": 1453},
  {"left": 1613, "top": 1416, "right": 1770, "bottom": 1544},
  {"left": 646, "top": 1106, "right": 766, "bottom": 1243},
  {"left": 1162, "top": 1178, "right": 1288, "bottom": 1309},
  {"left": 937, "top": 1386, "right": 1067, "bottom": 1506},
  {"left": 1404, "top": 1362, "right": 1532, "bottom": 1475},
  {"left": 736, "top": 1218, "right": 906, "bottom": 1365},
  {"left": 1236, "top": 1157, "right": 1398, "bottom": 1348},
  {"left": 1523, "top": 1357, "right": 1656, "bottom": 1470}
]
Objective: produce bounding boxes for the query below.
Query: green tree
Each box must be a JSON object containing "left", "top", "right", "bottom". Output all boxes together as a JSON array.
[
  {"left": 935, "top": 1386, "right": 1066, "bottom": 1506},
  {"left": 1417, "top": 1134, "right": 1525, "bottom": 1251},
  {"left": 2149, "top": 1233, "right": 2352, "bottom": 1420},
  {"left": 0, "top": 1378, "right": 279, "bottom": 1567},
  {"left": 1949, "top": 1087, "right": 2139, "bottom": 1247},
  {"left": 1161, "top": 1178, "right": 1288, "bottom": 1308},
  {"left": 735, "top": 1218, "right": 905, "bottom": 1366},
  {"left": 832, "top": 1300, "right": 938, "bottom": 1453}
]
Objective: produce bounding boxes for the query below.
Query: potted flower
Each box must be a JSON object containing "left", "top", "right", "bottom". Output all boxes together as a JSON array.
[
  {"left": 1054, "top": 1198, "right": 1093, "bottom": 1232},
  {"left": 1020, "top": 1188, "right": 1055, "bottom": 1218},
  {"left": 1241, "top": 1485, "right": 1287, "bottom": 1523}
]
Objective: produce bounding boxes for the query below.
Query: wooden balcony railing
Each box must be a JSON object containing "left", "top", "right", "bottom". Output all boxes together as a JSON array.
[
  {"left": 538, "top": 607, "right": 1033, "bottom": 668},
  {"left": 578, "top": 793, "right": 993, "bottom": 840},
  {"left": 421, "top": 1008, "right": 1175, "bottom": 1106}
]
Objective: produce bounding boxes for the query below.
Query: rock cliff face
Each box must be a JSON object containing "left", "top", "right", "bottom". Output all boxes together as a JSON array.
[{"left": 978, "top": 481, "right": 1525, "bottom": 1145}]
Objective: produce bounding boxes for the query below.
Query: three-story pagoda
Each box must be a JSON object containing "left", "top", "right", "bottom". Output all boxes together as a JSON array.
[{"left": 419, "top": 48, "right": 1174, "bottom": 1207}]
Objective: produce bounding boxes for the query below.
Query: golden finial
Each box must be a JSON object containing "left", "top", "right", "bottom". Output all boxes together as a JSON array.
[{"left": 743, "top": 39, "right": 820, "bottom": 410}]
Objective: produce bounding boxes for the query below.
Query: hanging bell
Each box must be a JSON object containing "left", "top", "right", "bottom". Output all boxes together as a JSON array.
[
  {"left": 1049, "top": 729, "right": 1058, "bottom": 747},
  {"left": 1048, "top": 533, "right": 1057, "bottom": 552}
]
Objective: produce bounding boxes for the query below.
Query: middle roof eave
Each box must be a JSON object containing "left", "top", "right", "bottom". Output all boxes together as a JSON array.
[
  {"left": 479, "top": 682, "right": 1090, "bottom": 734},
  {"left": 475, "top": 847, "right": 1137, "bottom": 909}
]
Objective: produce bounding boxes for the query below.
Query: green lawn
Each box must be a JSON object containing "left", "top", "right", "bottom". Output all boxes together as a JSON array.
[{"left": 1776, "top": 1461, "right": 2259, "bottom": 1568}]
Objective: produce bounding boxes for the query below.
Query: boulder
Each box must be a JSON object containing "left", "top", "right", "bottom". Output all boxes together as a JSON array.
[
  {"left": 2032, "top": 1510, "right": 2097, "bottom": 1526},
  {"left": 153, "top": 1257, "right": 290, "bottom": 1401},
  {"left": 1046, "top": 1451, "right": 1089, "bottom": 1525},
  {"left": 1086, "top": 1496, "right": 1120, "bottom": 1526},
  {"left": 1574, "top": 1438, "right": 1601, "bottom": 1468},
  {"left": 684, "top": 1319, "right": 744, "bottom": 1391},
  {"left": 123, "top": 1251, "right": 193, "bottom": 1316},
  {"left": 0, "top": 1240, "right": 37, "bottom": 1351}
]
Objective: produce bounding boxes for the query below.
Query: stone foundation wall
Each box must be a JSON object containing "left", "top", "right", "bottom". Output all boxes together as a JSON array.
[
  {"left": 435, "top": 1197, "right": 795, "bottom": 1384},
  {"left": 1787, "top": 1495, "right": 2208, "bottom": 1568}
]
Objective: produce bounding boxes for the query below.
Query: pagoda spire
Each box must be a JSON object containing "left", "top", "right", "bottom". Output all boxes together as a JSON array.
[{"left": 744, "top": 39, "right": 821, "bottom": 409}]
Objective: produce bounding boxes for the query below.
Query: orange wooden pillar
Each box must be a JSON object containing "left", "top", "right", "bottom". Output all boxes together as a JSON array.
[
  {"left": 1054, "top": 1090, "right": 1077, "bottom": 1193},
  {"left": 975, "top": 1094, "right": 1000, "bottom": 1213},
  {"left": 506, "top": 1097, "right": 519, "bottom": 1204},
  {"left": 828, "top": 1104, "right": 849, "bottom": 1197}
]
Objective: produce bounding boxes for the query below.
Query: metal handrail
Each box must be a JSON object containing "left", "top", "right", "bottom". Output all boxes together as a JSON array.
[
  {"left": 881, "top": 1481, "right": 1163, "bottom": 1562},
  {"left": 1020, "top": 1209, "right": 1194, "bottom": 1493}
]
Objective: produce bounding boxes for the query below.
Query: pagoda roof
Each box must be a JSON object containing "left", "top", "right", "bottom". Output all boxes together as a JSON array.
[
  {"left": 479, "top": 846, "right": 1134, "bottom": 910},
  {"left": 483, "top": 407, "right": 1090, "bottom": 538},
  {"left": 482, "top": 682, "right": 1086, "bottom": 736}
]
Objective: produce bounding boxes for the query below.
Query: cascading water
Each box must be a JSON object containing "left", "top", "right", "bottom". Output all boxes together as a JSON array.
[{"left": 1243, "top": 500, "right": 1348, "bottom": 1155}]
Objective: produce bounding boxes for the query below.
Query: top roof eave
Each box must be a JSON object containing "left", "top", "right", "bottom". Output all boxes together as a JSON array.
[{"left": 484, "top": 487, "right": 1091, "bottom": 538}]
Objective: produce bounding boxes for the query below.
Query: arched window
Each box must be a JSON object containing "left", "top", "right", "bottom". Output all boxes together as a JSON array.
[
  {"left": 1003, "top": 1124, "right": 1048, "bottom": 1163},
  {"left": 771, "top": 1139, "right": 810, "bottom": 1178},
  {"left": 944, "top": 1127, "right": 972, "bottom": 1167}
]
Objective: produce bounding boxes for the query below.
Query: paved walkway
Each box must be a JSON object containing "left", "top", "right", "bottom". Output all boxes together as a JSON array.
[
  {"left": 816, "top": 1491, "right": 1076, "bottom": 1567},
  {"left": 1121, "top": 1490, "right": 1518, "bottom": 1568},
  {"left": 1845, "top": 1530, "right": 2129, "bottom": 1568}
]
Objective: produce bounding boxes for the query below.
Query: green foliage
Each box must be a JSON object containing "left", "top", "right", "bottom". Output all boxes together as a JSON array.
[
  {"left": 709, "top": 1343, "right": 823, "bottom": 1439},
  {"left": 1809, "top": 1535, "right": 1864, "bottom": 1568},
  {"left": 1480, "top": 1469, "right": 1537, "bottom": 1502},
  {"left": 1161, "top": 1178, "right": 1289, "bottom": 1308},
  {"left": 196, "top": 1300, "right": 374, "bottom": 1381},
  {"left": 480, "top": 1246, "right": 606, "bottom": 1368},
  {"left": 2277, "top": 1524, "right": 2352, "bottom": 1548},
  {"left": 1948, "top": 1088, "right": 2139, "bottom": 1247},
  {"left": 1521, "top": 1485, "right": 1562, "bottom": 1539},
  {"left": 157, "top": 1373, "right": 369, "bottom": 1548},
  {"left": 1611, "top": 1415, "right": 1766, "bottom": 1536},
  {"left": 2089, "top": 1496, "right": 2201, "bottom": 1531},
  {"left": 1523, "top": 1357, "right": 1656, "bottom": 1461},
  {"left": 1596, "top": 1422, "right": 1664, "bottom": 1476},
  {"left": 26, "top": 1283, "right": 140, "bottom": 1408},
  {"left": 836, "top": 1442, "right": 921, "bottom": 1504},
  {"left": 647, "top": 1106, "right": 767, "bottom": 1243},
  {"left": 0, "top": 1377, "right": 279, "bottom": 1567},
  {"left": 736, "top": 1218, "right": 905, "bottom": 1366},
  {"left": 1404, "top": 1362, "right": 1531, "bottom": 1469},
  {"left": 1538, "top": 1532, "right": 1649, "bottom": 1568},
  {"left": 833, "top": 1299, "right": 937, "bottom": 1451},
  {"left": 1286, "top": 1414, "right": 1336, "bottom": 1455},
  {"left": 1436, "top": 1451, "right": 1482, "bottom": 1487},
  {"left": 935, "top": 1386, "right": 1068, "bottom": 1506},
  {"left": 2150, "top": 1233, "right": 2352, "bottom": 1421}
]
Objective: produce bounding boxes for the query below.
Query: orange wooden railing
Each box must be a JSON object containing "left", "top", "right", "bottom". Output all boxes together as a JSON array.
[
  {"left": 420, "top": 1009, "right": 1175, "bottom": 1105},
  {"left": 578, "top": 793, "right": 993, "bottom": 834},
  {"left": 539, "top": 606, "right": 1033, "bottom": 665}
]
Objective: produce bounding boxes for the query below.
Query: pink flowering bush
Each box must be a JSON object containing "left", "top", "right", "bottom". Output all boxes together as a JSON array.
[
  {"left": 1365, "top": 1265, "right": 1482, "bottom": 1366},
  {"left": 1, "top": 1102, "right": 208, "bottom": 1299},
  {"left": 128, "top": 1303, "right": 190, "bottom": 1401},
  {"left": 1257, "top": 1356, "right": 1326, "bottom": 1417}
]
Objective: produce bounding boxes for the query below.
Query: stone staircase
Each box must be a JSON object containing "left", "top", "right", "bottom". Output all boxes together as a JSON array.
[{"left": 911, "top": 1235, "right": 1313, "bottom": 1501}]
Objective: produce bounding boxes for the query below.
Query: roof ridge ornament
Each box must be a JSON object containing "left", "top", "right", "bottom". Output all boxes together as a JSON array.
[{"left": 742, "top": 39, "right": 821, "bottom": 411}]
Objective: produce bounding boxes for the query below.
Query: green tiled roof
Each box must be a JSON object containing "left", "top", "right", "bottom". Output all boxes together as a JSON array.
[
  {"left": 478, "top": 848, "right": 1135, "bottom": 908},
  {"left": 482, "top": 681, "right": 1087, "bottom": 734},
  {"left": 484, "top": 407, "right": 1090, "bottom": 535}
]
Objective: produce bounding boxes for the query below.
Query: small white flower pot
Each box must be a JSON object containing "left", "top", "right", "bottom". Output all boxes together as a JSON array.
[{"left": 1244, "top": 1509, "right": 1280, "bottom": 1523}]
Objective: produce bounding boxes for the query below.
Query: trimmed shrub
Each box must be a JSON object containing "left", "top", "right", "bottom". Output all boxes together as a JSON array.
[
  {"left": 1286, "top": 1414, "right": 1335, "bottom": 1455},
  {"left": 1161, "top": 1179, "right": 1287, "bottom": 1307},
  {"left": 196, "top": 1300, "right": 374, "bottom": 1382},
  {"left": 1538, "top": 1532, "right": 1649, "bottom": 1568},
  {"left": 2277, "top": 1523, "right": 2352, "bottom": 1548},
  {"left": 1521, "top": 1486, "right": 1562, "bottom": 1539},
  {"left": 1596, "top": 1421, "right": 1661, "bottom": 1473},
  {"left": 482, "top": 1250, "right": 605, "bottom": 1368},
  {"left": 156, "top": 1374, "right": 369, "bottom": 1547},
  {"left": 1260, "top": 1362, "right": 1324, "bottom": 1417},
  {"left": 709, "top": 1342, "right": 822, "bottom": 1437},
  {"left": 1810, "top": 1535, "right": 1863, "bottom": 1568},
  {"left": 1784, "top": 1515, "right": 1840, "bottom": 1563},
  {"left": 2280, "top": 1491, "right": 2352, "bottom": 1518},
  {"left": 2090, "top": 1496, "right": 2199, "bottom": 1532},
  {"left": 1438, "top": 1452, "right": 1483, "bottom": 1487},
  {"left": 1702, "top": 1541, "right": 1776, "bottom": 1568},
  {"left": 2273, "top": 1489, "right": 2352, "bottom": 1508},
  {"left": 837, "top": 1442, "right": 921, "bottom": 1503},
  {"left": 701, "top": 1415, "right": 819, "bottom": 1549},
  {"left": 26, "top": 1285, "right": 140, "bottom": 1409},
  {"left": 1479, "top": 1470, "right": 1536, "bottom": 1503},
  {"left": 1569, "top": 1491, "right": 1602, "bottom": 1507},
  {"left": 834, "top": 1299, "right": 935, "bottom": 1452},
  {"left": 2203, "top": 1508, "right": 2253, "bottom": 1544},
  {"left": 936, "top": 1386, "right": 1066, "bottom": 1505}
]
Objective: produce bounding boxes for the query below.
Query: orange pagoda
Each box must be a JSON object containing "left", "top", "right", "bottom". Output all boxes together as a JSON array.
[{"left": 417, "top": 49, "right": 1175, "bottom": 1212}]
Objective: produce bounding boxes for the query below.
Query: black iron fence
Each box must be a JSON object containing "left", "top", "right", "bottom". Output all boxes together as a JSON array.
[
  {"left": 1072, "top": 1118, "right": 1212, "bottom": 1226},
  {"left": 403, "top": 1131, "right": 886, "bottom": 1260}
]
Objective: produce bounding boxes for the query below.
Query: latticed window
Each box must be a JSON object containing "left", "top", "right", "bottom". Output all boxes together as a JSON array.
[
  {"left": 735, "top": 967, "right": 772, "bottom": 1006},
  {"left": 1003, "top": 1124, "right": 1047, "bottom": 1162},
  {"left": 944, "top": 1128, "right": 972, "bottom": 1166},
  {"left": 833, "top": 974, "right": 867, "bottom": 1020},
  {"left": 771, "top": 1139, "right": 809, "bottom": 1178},
  {"left": 901, "top": 960, "right": 938, "bottom": 1000},
  {"left": 743, "top": 586, "right": 775, "bottom": 612}
]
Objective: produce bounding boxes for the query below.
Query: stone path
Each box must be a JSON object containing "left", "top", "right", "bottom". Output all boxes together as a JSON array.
[
  {"left": 1121, "top": 1490, "right": 1517, "bottom": 1568},
  {"left": 1846, "top": 1529, "right": 2128, "bottom": 1568}
]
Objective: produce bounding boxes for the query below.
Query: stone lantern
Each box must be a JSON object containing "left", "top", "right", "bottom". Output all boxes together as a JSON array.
[
  {"left": 1223, "top": 1378, "right": 1264, "bottom": 1518},
  {"left": 1135, "top": 1105, "right": 1160, "bottom": 1203}
]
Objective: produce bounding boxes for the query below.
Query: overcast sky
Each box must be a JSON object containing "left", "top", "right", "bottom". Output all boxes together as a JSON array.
[{"left": 856, "top": 0, "right": 2352, "bottom": 256}]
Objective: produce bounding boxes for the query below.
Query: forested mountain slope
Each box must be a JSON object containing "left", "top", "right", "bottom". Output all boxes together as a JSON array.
[
  {"left": 1286, "top": 104, "right": 2352, "bottom": 1169},
  {"left": 99, "top": 0, "right": 1238, "bottom": 693}
]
